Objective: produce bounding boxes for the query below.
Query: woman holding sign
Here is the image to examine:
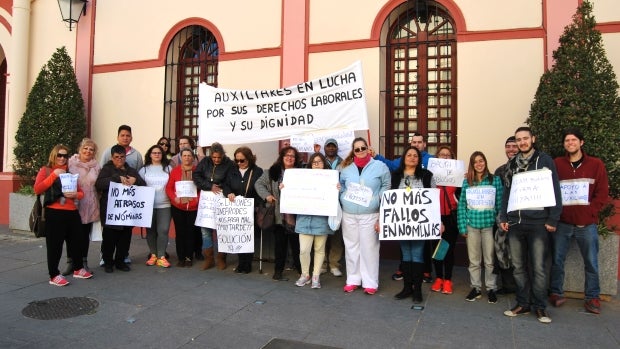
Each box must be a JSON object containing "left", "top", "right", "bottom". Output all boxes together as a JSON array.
[
  {"left": 457, "top": 151, "right": 503, "bottom": 304},
  {"left": 339, "top": 137, "right": 390, "bottom": 295},
  {"left": 166, "top": 148, "right": 200, "bottom": 267},
  {"left": 139, "top": 145, "right": 173, "bottom": 268},
  {"left": 35, "top": 145, "right": 91, "bottom": 286},
  {"left": 390, "top": 146, "right": 436, "bottom": 303},
  {"left": 223, "top": 146, "right": 263, "bottom": 274}
]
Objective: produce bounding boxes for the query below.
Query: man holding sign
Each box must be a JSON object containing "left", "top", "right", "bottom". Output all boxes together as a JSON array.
[
  {"left": 549, "top": 128, "right": 609, "bottom": 314},
  {"left": 499, "top": 127, "right": 562, "bottom": 324}
]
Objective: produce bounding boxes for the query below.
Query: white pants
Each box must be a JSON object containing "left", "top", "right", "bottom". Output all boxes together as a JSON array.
[
  {"left": 342, "top": 212, "right": 380, "bottom": 289},
  {"left": 299, "top": 234, "right": 327, "bottom": 276}
]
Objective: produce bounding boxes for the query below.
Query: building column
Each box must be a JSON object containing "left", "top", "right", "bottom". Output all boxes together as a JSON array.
[{"left": 544, "top": 0, "right": 579, "bottom": 69}]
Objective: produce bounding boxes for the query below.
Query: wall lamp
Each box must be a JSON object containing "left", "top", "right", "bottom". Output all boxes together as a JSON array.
[{"left": 57, "top": 0, "right": 87, "bottom": 31}]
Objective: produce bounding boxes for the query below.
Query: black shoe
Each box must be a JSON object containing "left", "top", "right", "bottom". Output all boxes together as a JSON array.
[
  {"left": 394, "top": 287, "right": 413, "bottom": 300},
  {"left": 535, "top": 309, "right": 552, "bottom": 323},
  {"left": 194, "top": 251, "right": 204, "bottom": 261},
  {"left": 235, "top": 266, "right": 244, "bottom": 274},
  {"left": 412, "top": 290, "right": 423, "bottom": 304},
  {"left": 272, "top": 271, "right": 288, "bottom": 281},
  {"left": 488, "top": 290, "right": 498, "bottom": 304},
  {"left": 465, "top": 288, "right": 482, "bottom": 302},
  {"left": 392, "top": 271, "right": 404, "bottom": 281},
  {"left": 422, "top": 273, "right": 432, "bottom": 283},
  {"left": 104, "top": 264, "right": 114, "bottom": 273},
  {"left": 115, "top": 263, "right": 131, "bottom": 272},
  {"left": 503, "top": 305, "right": 530, "bottom": 317}
]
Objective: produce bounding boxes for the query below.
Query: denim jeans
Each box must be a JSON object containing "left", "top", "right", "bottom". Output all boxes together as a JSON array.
[
  {"left": 200, "top": 227, "right": 214, "bottom": 249},
  {"left": 400, "top": 240, "right": 425, "bottom": 263},
  {"left": 550, "top": 222, "right": 600, "bottom": 300},
  {"left": 508, "top": 223, "right": 549, "bottom": 310}
]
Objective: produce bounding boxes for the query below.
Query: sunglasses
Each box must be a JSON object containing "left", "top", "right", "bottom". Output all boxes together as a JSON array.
[
  {"left": 235, "top": 159, "right": 246, "bottom": 164},
  {"left": 354, "top": 146, "right": 368, "bottom": 153},
  {"left": 56, "top": 153, "right": 69, "bottom": 159},
  {"left": 158, "top": 142, "right": 169, "bottom": 147}
]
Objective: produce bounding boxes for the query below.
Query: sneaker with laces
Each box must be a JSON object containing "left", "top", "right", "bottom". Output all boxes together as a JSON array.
[
  {"left": 49, "top": 274, "right": 70, "bottom": 286},
  {"left": 423, "top": 273, "right": 433, "bottom": 283},
  {"left": 431, "top": 278, "right": 443, "bottom": 292},
  {"left": 584, "top": 298, "right": 601, "bottom": 314},
  {"left": 442, "top": 280, "right": 453, "bottom": 294},
  {"left": 156, "top": 257, "right": 171, "bottom": 268},
  {"left": 364, "top": 288, "right": 377, "bottom": 295},
  {"left": 124, "top": 256, "right": 132, "bottom": 264},
  {"left": 343, "top": 284, "right": 359, "bottom": 293},
  {"left": 330, "top": 267, "right": 343, "bottom": 277},
  {"left": 549, "top": 293, "right": 567, "bottom": 307},
  {"left": 535, "top": 309, "right": 552, "bottom": 323},
  {"left": 503, "top": 305, "right": 530, "bottom": 317},
  {"left": 488, "top": 290, "right": 497, "bottom": 304},
  {"left": 391, "top": 271, "right": 403, "bottom": 281},
  {"left": 146, "top": 254, "right": 157, "bottom": 266},
  {"left": 295, "top": 274, "right": 311, "bottom": 287},
  {"left": 465, "top": 288, "right": 482, "bottom": 302},
  {"left": 311, "top": 275, "right": 321, "bottom": 289},
  {"left": 73, "top": 268, "right": 93, "bottom": 279}
]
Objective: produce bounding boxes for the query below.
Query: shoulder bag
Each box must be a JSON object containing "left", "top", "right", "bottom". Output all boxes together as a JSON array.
[{"left": 29, "top": 195, "right": 46, "bottom": 238}]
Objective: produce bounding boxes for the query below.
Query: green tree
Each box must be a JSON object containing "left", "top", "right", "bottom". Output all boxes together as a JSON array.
[{"left": 13, "top": 46, "right": 86, "bottom": 185}]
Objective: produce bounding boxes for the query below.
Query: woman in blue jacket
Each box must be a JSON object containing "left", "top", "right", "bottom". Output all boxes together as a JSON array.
[{"left": 339, "top": 137, "right": 391, "bottom": 295}]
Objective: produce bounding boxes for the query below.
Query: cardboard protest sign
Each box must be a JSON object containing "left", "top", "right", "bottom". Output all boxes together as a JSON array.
[
  {"left": 465, "top": 186, "right": 496, "bottom": 210},
  {"left": 559, "top": 179, "right": 590, "bottom": 206},
  {"left": 427, "top": 158, "right": 465, "bottom": 187},
  {"left": 59, "top": 173, "right": 78, "bottom": 192},
  {"left": 216, "top": 197, "right": 255, "bottom": 253},
  {"left": 198, "top": 61, "right": 369, "bottom": 145},
  {"left": 175, "top": 180, "right": 197, "bottom": 198},
  {"left": 105, "top": 182, "right": 154, "bottom": 227},
  {"left": 195, "top": 191, "right": 223, "bottom": 228},
  {"left": 280, "top": 169, "right": 339, "bottom": 216},
  {"left": 507, "top": 169, "right": 556, "bottom": 212},
  {"left": 379, "top": 188, "right": 441, "bottom": 241}
]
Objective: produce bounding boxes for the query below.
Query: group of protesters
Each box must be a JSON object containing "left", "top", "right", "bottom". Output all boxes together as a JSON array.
[{"left": 34, "top": 124, "right": 609, "bottom": 325}]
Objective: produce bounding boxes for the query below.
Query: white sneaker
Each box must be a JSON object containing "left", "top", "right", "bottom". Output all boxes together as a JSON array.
[
  {"left": 295, "top": 274, "right": 311, "bottom": 287},
  {"left": 311, "top": 275, "right": 321, "bottom": 289},
  {"left": 124, "top": 256, "right": 132, "bottom": 264},
  {"left": 330, "top": 267, "right": 343, "bottom": 277}
]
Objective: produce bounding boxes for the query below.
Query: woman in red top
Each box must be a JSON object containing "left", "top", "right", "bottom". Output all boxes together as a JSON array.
[
  {"left": 166, "top": 148, "right": 200, "bottom": 267},
  {"left": 34, "top": 145, "right": 91, "bottom": 286}
]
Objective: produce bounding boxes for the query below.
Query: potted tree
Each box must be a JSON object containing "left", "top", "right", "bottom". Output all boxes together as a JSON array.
[
  {"left": 9, "top": 46, "right": 86, "bottom": 232},
  {"left": 528, "top": 1, "right": 619, "bottom": 296}
]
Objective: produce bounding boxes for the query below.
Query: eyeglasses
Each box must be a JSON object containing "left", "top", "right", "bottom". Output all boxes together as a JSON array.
[
  {"left": 311, "top": 161, "right": 323, "bottom": 165},
  {"left": 354, "top": 146, "right": 368, "bottom": 153},
  {"left": 56, "top": 153, "right": 69, "bottom": 159},
  {"left": 235, "top": 159, "right": 246, "bottom": 164},
  {"left": 113, "top": 155, "right": 126, "bottom": 160},
  {"left": 158, "top": 142, "right": 169, "bottom": 147}
]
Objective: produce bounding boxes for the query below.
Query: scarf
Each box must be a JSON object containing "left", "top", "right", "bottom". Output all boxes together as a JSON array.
[
  {"left": 515, "top": 152, "right": 533, "bottom": 173},
  {"left": 353, "top": 154, "right": 371, "bottom": 168}
]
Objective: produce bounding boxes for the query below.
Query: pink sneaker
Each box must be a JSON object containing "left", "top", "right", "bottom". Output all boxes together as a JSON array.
[
  {"left": 364, "top": 288, "right": 377, "bottom": 295},
  {"left": 343, "top": 284, "right": 359, "bottom": 293},
  {"left": 73, "top": 268, "right": 93, "bottom": 279},
  {"left": 49, "top": 275, "right": 70, "bottom": 286}
]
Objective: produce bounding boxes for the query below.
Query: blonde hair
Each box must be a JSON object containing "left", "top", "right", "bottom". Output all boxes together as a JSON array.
[
  {"left": 47, "top": 144, "right": 70, "bottom": 167},
  {"left": 341, "top": 137, "right": 368, "bottom": 168},
  {"left": 78, "top": 137, "right": 98, "bottom": 155}
]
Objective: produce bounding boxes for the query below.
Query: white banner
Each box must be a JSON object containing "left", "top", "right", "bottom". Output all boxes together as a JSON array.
[
  {"left": 59, "top": 173, "right": 78, "bottom": 192},
  {"left": 105, "top": 183, "right": 155, "bottom": 227},
  {"left": 559, "top": 179, "right": 590, "bottom": 206},
  {"left": 342, "top": 182, "right": 373, "bottom": 208},
  {"left": 195, "top": 191, "right": 223, "bottom": 228},
  {"left": 175, "top": 180, "right": 197, "bottom": 198},
  {"left": 465, "top": 186, "right": 496, "bottom": 210},
  {"left": 379, "top": 188, "right": 442, "bottom": 241},
  {"left": 198, "top": 61, "right": 369, "bottom": 145},
  {"left": 507, "top": 169, "right": 557, "bottom": 212},
  {"left": 280, "top": 169, "right": 339, "bottom": 216},
  {"left": 427, "top": 158, "right": 465, "bottom": 187},
  {"left": 216, "top": 197, "right": 255, "bottom": 253}
]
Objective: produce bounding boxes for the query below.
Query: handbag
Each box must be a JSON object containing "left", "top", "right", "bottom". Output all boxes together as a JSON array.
[
  {"left": 256, "top": 203, "right": 275, "bottom": 230},
  {"left": 328, "top": 203, "right": 343, "bottom": 231},
  {"left": 28, "top": 195, "right": 46, "bottom": 238},
  {"left": 90, "top": 220, "right": 103, "bottom": 242}
]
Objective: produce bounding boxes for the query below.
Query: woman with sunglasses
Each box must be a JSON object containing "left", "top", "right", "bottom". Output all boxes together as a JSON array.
[
  {"left": 157, "top": 137, "right": 173, "bottom": 160},
  {"left": 223, "top": 146, "right": 263, "bottom": 273},
  {"left": 255, "top": 146, "right": 303, "bottom": 281},
  {"left": 339, "top": 137, "right": 390, "bottom": 295},
  {"left": 139, "top": 145, "right": 173, "bottom": 268},
  {"left": 391, "top": 146, "right": 436, "bottom": 303},
  {"left": 34, "top": 145, "right": 92, "bottom": 286}
]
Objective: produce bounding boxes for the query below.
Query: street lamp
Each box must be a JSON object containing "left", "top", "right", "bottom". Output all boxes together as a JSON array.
[{"left": 57, "top": 0, "right": 87, "bottom": 31}]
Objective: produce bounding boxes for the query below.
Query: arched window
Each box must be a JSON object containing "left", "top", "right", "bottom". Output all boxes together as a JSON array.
[
  {"left": 382, "top": 1, "right": 456, "bottom": 158},
  {"left": 163, "top": 26, "right": 218, "bottom": 152}
]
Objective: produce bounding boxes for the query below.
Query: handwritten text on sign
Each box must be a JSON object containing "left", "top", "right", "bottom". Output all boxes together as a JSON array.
[
  {"left": 105, "top": 182, "right": 154, "bottom": 227},
  {"left": 198, "top": 61, "right": 369, "bottom": 145},
  {"left": 280, "top": 169, "right": 339, "bottom": 216},
  {"left": 379, "top": 188, "right": 441, "bottom": 241},
  {"left": 507, "top": 169, "right": 556, "bottom": 212},
  {"left": 195, "top": 191, "right": 223, "bottom": 228},
  {"left": 59, "top": 173, "right": 78, "bottom": 192},
  {"left": 465, "top": 186, "right": 496, "bottom": 210},
  {"left": 427, "top": 158, "right": 465, "bottom": 187},
  {"left": 216, "top": 197, "right": 255, "bottom": 253},
  {"left": 559, "top": 179, "right": 590, "bottom": 206}
]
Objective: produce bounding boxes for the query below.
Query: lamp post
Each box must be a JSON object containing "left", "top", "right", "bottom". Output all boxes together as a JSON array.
[{"left": 57, "top": 0, "right": 87, "bottom": 31}]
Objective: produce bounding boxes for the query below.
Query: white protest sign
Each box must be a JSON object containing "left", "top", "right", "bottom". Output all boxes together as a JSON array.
[
  {"left": 290, "top": 134, "right": 315, "bottom": 153},
  {"left": 198, "top": 61, "right": 369, "bottom": 145},
  {"left": 280, "top": 169, "right": 339, "bottom": 216},
  {"left": 59, "top": 173, "right": 78, "bottom": 192},
  {"left": 105, "top": 182, "right": 154, "bottom": 227},
  {"left": 507, "top": 169, "right": 556, "bottom": 212},
  {"left": 310, "top": 128, "right": 356, "bottom": 159},
  {"left": 465, "top": 186, "right": 496, "bottom": 210},
  {"left": 427, "top": 158, "right": 465, "bottom": 187},
  {"left": 175, "top": 180, "right": 198, "bottom": 198},
  {"left": 216, "top": 197, "right": 255, "bottom": 253},
  {"left": 195, "top": 191, "right": 223, "bottom": 228},
  {"left": 559, "top": 179, "right": 590, "bottom": 206},
  {"left": 342, "top": 182, "right": 373, "bottom": 207},
  {"left": 379, "top": 188, "right": 441, "bottom": 241}
]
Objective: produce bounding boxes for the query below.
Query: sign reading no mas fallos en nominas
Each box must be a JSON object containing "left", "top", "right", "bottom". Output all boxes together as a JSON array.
[
  {"left": 198, "top": 61, "right": 369, "bottom": 145},
  {"left": 379, "top": 188, "right": 442, "bottom": 241}
]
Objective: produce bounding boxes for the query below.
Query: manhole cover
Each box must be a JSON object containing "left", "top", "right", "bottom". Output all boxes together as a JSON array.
[{"left": 22, "top": 297, "right": 99, "bottom": 320}]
